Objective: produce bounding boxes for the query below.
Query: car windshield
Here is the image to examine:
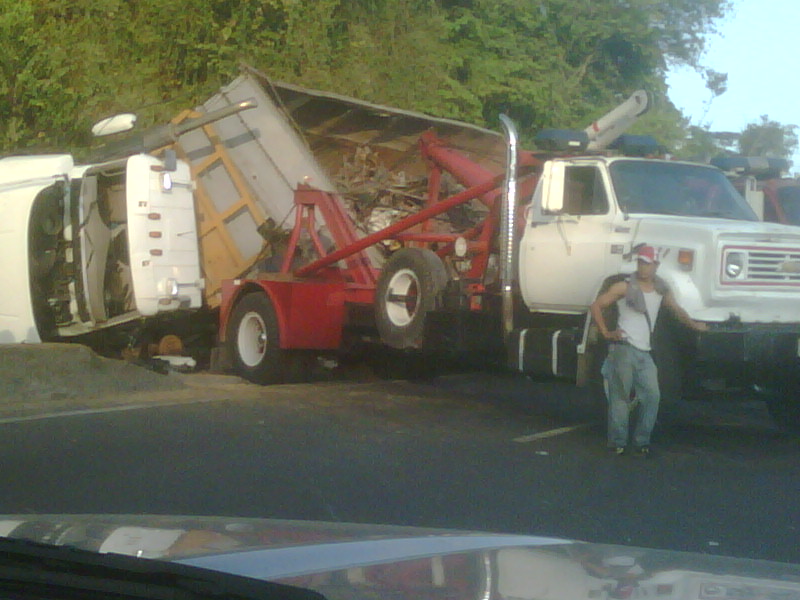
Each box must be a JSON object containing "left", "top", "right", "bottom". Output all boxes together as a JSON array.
[{"left": 609, "top": 160, "right": 758, "bottom": 221}]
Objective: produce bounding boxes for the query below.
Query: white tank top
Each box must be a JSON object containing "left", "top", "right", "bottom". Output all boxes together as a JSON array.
[{"left": 617, "top": 290, "right": 662, "bottom": 351}]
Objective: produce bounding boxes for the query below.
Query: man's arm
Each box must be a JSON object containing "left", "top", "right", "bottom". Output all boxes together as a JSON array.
[
  {"left": 663, "top": 291, "right": 709, "bottom": 332},
  {"left": 590, "top": 281, "right": 628, "bottom": 342}
]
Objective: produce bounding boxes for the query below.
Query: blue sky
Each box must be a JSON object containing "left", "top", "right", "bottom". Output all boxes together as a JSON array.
[{"left": 666, "top": 0, "right": 800, "bottom": 167}]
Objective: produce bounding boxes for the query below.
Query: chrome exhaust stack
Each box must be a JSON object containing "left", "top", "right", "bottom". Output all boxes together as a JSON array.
[{"left": 499, "top": 114, "right": 519, "bottom": 340}]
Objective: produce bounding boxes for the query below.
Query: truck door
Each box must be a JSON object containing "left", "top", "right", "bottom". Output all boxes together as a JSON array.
[
  {"left": 126, "top": 155, "right": 203, "bottom": 316},
  {"left": 519, "top": 162, "right": 622, "bottom": 312}
]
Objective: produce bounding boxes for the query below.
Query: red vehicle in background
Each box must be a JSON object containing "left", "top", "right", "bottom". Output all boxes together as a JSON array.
[{"left": 712, "top": 155, "right": 800, "bottom": 225}]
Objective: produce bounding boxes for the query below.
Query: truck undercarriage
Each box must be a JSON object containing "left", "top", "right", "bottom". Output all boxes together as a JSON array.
[{"left": 29, "top": 167, "right": 136, "bottom": 341}]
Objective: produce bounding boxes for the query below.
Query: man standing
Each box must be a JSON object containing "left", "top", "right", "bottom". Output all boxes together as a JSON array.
[{"left": 589, "top": 245, "right": 707, "bottom": 457}]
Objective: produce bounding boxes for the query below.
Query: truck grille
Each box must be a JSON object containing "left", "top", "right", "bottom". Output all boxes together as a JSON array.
[{"left": 746, "top": 249, "right": 800, "bottom": 283}]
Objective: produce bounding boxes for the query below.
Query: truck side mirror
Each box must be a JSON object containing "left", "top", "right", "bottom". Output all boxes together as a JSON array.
[
  {"left": 91, "top": 113, "right": 137, "bottom": 137},
  {"left": 541, "top": 161, "right": 565, "bottom": 213}
]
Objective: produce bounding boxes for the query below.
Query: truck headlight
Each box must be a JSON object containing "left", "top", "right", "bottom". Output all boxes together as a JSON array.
[
  {"left": 160, "top": 278, "right": 179, "bottom": 298},
  {"left": 724, "top": 251, "right": 745, "bottom": 279}
]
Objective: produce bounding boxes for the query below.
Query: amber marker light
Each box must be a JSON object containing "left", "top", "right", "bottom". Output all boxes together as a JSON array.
[{"left": 678, "top": 248, "right": 694, "bottom": 270}]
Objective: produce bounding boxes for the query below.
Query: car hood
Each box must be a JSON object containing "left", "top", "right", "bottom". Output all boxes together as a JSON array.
[{"left": 2, "top": 514, "right": 800, "bottom": 600}]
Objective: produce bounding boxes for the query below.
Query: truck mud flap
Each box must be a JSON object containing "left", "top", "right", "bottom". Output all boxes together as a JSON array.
[
  {"left": 421, "top": 310, "right": 503, "bottom": 361},
  {"left": 508, "top": 327, "right": 580, "bottom": 379}
]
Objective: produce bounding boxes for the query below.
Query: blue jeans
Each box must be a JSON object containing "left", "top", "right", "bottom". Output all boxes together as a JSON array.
[{"left": 602, "top": 343, "right": 661, "bottom": 448}]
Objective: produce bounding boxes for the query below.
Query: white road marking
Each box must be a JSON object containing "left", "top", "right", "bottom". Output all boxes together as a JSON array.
[
  {"left": 0, "top": 398, "right": 221, "bottom": 425},
  {"left": 513, "top": 423, "right": 591, "bottom": 443}
]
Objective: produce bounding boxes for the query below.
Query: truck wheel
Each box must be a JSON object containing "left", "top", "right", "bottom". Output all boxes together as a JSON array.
[
  {"left": 586, "top": 344, "right": 609, "bottom": 407},
  {"left": 654, "top": 340, "right": 684, "bottom": 403},
  {"left": 228, "top": 292, "right": 283, "bottom": 384},
  {"left": 765, "top": 397, "right": 800, "bottom": 433},
  {"left": 651, "top": 318, "right": 692, "bottom": 403},
  {"left": 761, "top": 378, "right": 800, "bottom": 433},
  {"left": 375, "top": 248, "right": 448, "bottom": 349}
]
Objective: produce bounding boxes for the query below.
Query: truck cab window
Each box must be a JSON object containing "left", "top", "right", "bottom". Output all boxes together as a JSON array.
[
  {"left": 563, "top": 166, "right": 608, "bottom": 215},
  {"left": 610, "top": 160, "right": 758, "bottom": 221}
]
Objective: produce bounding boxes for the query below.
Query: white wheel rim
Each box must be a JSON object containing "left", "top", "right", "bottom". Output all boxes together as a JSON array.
[
  {"left": 237, "top": 311, "right": 267, "bottom": 367},
  {"left": 384, "top": 268, "right": 420, "bottom": 327}
]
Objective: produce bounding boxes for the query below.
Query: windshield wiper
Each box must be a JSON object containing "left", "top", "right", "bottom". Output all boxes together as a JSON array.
[
  {"left": 697, "top": 210, "right": 735, "bottom": 219},
  {"left": 0, "top": 537, "right": 326, "bottom": 600}
]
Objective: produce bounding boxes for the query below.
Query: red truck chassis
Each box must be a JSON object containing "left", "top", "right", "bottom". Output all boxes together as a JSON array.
[{"left": 218, "top": 131, "right": 540, "bottom": 367}]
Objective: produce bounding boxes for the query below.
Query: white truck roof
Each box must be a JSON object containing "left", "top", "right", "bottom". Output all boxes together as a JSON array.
[
  {"left": 0, "top": 178, "right": 55, "bottom": 343},
  {"left": 0, "top": 155, "right": 73, "bottom": 189}
]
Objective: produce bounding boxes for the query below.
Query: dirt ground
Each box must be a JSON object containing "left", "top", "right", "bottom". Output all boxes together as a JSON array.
[
  {"left": 0, "top": 343, "right": 187, "bottom": 401},
  {"left": 0, "top": 344, "right": 195, "bottom": 416}
]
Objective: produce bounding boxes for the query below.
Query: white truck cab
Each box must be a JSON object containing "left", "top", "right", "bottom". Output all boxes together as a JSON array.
[
  {"left": 512, "top": 146, "right": 800, "bottom": 426},
  {"left": 0, "top": 153, "right": 203, "bottom": 344},
  {"left": 520, "top": 156, "right": 800, "bottom": 321}
]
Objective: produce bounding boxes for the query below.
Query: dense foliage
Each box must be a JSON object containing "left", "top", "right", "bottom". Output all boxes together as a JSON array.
[
  {"left": 739, "top": 116, "right": 799, "bottom": 160},
  {"left": 1, "top": 0, "right": 736, "bottom": 157}
]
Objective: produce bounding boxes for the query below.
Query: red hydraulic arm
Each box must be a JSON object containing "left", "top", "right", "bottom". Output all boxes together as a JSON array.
[{"left": 291, "top": 132, "right": 541, "bottom": 281}]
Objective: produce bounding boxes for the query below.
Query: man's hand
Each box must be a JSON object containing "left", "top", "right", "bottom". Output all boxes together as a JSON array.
[
  {"left": 664, "top": 292, "right": 709, "bottom": 334},
  {"left": 603, "top": 329, "right": 625, "bottom": 342}
]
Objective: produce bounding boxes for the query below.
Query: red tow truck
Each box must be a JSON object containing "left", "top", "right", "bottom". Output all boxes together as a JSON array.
[{"left": 217, "top": 128, "right": 538, "bottom": 382}]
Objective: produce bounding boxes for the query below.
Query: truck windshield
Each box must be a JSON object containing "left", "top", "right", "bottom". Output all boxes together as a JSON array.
[
  {"left": 609, "top": 160, "right": 758, "bottom": 221},
  {"left": 778, "top": 186, "right": 800, "bottom": 225}
]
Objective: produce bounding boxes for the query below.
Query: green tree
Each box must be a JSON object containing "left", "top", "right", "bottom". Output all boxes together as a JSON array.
[
  {"left": 739, "top": 115, "right": 799, "bottom": 159},
  {"left": 672, "top": 125, "right": 727, "bottom": 161},
  {"left": 0, "top": 0, "right": 288, "bottom": 153},
  {"left": 262, "top": 1, "right": 462, "bottom": 118},
  {"left": 432, "top": 0, "right": 731, "bottom": 143},
  {"left": 0, "top": 0, "right": 733, "bottom": 155}
]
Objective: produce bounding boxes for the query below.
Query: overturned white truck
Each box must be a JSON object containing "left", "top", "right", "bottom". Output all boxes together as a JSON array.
[
  {"left": 0, "top": 99, "right": 264, "bottom": 349},
  {"left": 0, "top": 152, "right": 203, "bottom": 344}
]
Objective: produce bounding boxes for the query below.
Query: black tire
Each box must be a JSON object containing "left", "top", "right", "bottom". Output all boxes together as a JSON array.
[
  {"left": 652, "top": 333, "right": 684, "bottom": 403},
  {"left": 375, "top": 248, "right": 448, "bottom": 349},
  {"left": 586, "top": 343, "right": 609, "bottom": 406},
  {"left": 651, "top": 313, "right": 696, "bottom": 403},
  {"left": 368, "top": 347, "right": 442, "bottom": 381},
  {"left": 761, "top": 375, "right": 800, "bottom": 433},
  {"left": 765, "top": 396, "right": 800, "bottom": 433},
  {"left": 227, "top": 292, "right": 284, "bottom": 384}
]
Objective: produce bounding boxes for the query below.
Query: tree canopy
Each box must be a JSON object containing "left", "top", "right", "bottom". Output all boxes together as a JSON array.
[
  {"left": 1, "top": 0, "right": 733, "bottom": 156},
  {"left": 738, "top": 115, "right": 799, "bottom": 160}
]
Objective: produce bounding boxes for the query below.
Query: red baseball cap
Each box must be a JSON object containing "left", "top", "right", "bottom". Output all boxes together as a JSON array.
[{"left": 637, "top": 245, "right": 659, "bottom": 263}]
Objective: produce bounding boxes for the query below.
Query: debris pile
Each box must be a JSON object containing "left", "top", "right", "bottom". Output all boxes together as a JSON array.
[
  {"left": 0, "top": 343, "right": 184, "bottom": 403},
  {"left": 333, "top": 145, "right": 488, "bottom": 248},
  {"left": 248, "top": 145, "right": 490, "bottom": 269}
]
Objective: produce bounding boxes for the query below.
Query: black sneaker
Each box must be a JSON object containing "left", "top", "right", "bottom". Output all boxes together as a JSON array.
[
  {"left": 632, "top": 446, "right": 651, "bottom": 458},
  {"left": 608, "top": 446, "right": 626, "bottom": 456}
]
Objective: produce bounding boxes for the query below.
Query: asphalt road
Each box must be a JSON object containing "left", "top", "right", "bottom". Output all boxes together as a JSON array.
[{"left": 0, "top": 370, "right": 798, "bottom": 566}]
